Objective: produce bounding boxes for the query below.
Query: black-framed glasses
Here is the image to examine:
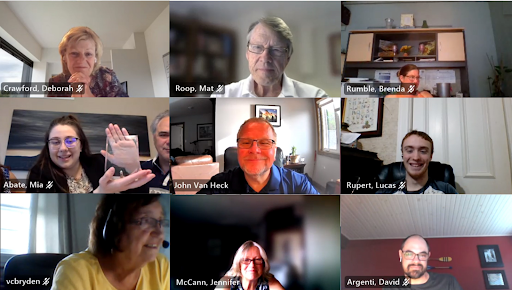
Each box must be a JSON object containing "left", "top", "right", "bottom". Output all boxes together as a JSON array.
[
  {"left": 48, "top": 137, "right": 80, "bottom": 149},
  {"left": 247, "top": 43, "right": 288, "bottom": 57},
  {"left": 130, "top": 217, "right": 170, "bottom": 230},
  {"left": 402, "top": 251, "right": 429, "bottom": 261},
  {"left": 237, "top": 138, "right": 275, "bottom": 150},
  {"left": 241, "top": 258, "right": 264, "bottom": 265}
]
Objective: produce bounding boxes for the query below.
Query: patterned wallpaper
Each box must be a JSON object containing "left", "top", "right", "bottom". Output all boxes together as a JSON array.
[{"left": 358, "top": 99, "right": 399, "bottom": 165}]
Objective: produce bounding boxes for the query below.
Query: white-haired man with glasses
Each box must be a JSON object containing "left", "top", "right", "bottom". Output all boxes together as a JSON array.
[
  {"left": 384, "top": 234, "right": 463, "bottom": 290},
  {"left": 197, "top": 118, "right": 319, "bottom": 194},
  {"left": 212, "top": 17, "right": 328, "bottom": 98}
]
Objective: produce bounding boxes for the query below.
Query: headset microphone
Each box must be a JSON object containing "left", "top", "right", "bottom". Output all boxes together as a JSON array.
[{"left": 162, "top": 240, "right": 170, "bottom": 248}]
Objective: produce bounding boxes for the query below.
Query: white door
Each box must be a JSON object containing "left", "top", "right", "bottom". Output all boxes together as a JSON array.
[
  {"left": 397, "top": 98, "right": 512, "bottom": 194},
  {"left": 171, "top": 124, "right": 183, "bottom": 150}
]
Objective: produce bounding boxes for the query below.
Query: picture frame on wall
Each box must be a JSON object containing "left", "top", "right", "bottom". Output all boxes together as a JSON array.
[
  {"left": 255, "top": 104, "right": 281, "bottom": 127},
  {"left": 478, "top": 245, "right": 504, "bottom": 268},
  {"left": 197, "top": 123, "right": 213, "bottom": 140},
  {"left": 483, "top": 270, "right": 509, "bottom": 289},
  {"left": 341, "top": 98, "right": 384, "bottom": 138}
]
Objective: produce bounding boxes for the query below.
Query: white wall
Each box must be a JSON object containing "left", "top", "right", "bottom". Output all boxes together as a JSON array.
[
  {"left": 171, "top": 112, "right": 213, "bottom": 154},
  {"left": 145, "top": 5, "right": 170, "bottom": 98},
  {"left": 215, "top": 98, "right": 318, "bottom": 180},
  {"left": 111, "top": 32, "right": 155, "bottom": 98},
  {"left": 0, "top": 2, "right": 41, "bottom": 61},
  {"left": 342, "top": 2, "right": 498, "bottom": 97}
]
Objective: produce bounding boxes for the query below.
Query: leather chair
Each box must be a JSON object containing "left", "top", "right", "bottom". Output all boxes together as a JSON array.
[
  {"left": 3, "top": 253, "right": 68, "bottom": 290},
  {"left": 171, "top": 155, "right": 219, "bottom": 194},
  {"left": 377, "top": 161, "right": 455, "bottom": 187},
  {"left": 224, "top": 146, "right": 285, "bottom": 172}
]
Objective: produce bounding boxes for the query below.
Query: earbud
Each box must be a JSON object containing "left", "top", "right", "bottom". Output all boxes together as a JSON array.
[
  {"left": 400, "top": 257, "right": 402, "bottom": 262},
  {"left": 95, "top": 59, "right": 97, "bottom": 63}
]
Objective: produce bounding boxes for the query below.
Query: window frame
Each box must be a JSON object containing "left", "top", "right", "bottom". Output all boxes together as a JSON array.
[
  {"left": 1, "top": 37, "right": 34, "bottom": 97},
  {"left": 0, "top": 194, "right": 32, "bottom": 267},
  {"left": 315, "top": 97, "right": 341, "bottom": 159}
]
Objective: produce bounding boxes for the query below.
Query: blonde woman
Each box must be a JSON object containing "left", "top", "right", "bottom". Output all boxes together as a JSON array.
[
  {"left": 216, "top": 241, "right": 285, "bottom": 290},
  {"left": 49, "top": 26, "right": 128, "bottom": 97}
]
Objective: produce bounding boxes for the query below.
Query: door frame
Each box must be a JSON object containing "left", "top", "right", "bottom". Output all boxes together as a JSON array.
[{"left": 171, "top": 122, "right": 185, "bottom": 152}]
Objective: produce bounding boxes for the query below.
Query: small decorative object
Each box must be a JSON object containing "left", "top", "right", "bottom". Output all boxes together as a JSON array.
[
  {"left": 255, "top": 104, "right": 281, "bottom": 127},
  {"left": 418, "top": 43, "right": 425, "bottom": 54},
  {"left": 483, "top": 270, "right": 509, "bottom": 289},
  {"left": 400, "top": 14, "right": 414, "bottom": 28},
  {"left": 341, "top": 98, "right": 384, "bottom": 138},
  {"left": 393, "top": 44, "right": 398, "bottom": 56},
  {"left": 422, "top": 20, "right": 429, "bottom": 28},
  {"left": 477, "top": 245, "right": 504, "bottom": 268},
  {"left": 290, "top": 146, "right": 300, "bottom": 164},
  {"left": 197, "top": 123, "right": 213, "bottom": 140},
  {"left": 400, "top": 45, "right": 412, "bottom": 55},
  {"left": 385, "top": 18, "right": 394, "bottom": 29}
]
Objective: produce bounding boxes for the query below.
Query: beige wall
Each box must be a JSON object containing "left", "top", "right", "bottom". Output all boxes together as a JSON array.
[
  {"left": 358, "top": 99, "right": 399, "bottom": 165},
  {"left": 0, "top": 98, "right": 169, "bottom": 163}
]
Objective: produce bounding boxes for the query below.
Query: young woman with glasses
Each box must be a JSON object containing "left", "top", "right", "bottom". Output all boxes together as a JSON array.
[
  {"left": 27, "top": 115, "right": 155, "bottom": 193},
  {"left": 386, "top": 64, "right": 434, "bottom": 98}
]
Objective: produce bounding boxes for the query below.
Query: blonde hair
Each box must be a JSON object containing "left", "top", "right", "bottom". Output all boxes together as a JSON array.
[
  {"left": 59, "top": 26, "right": 103, "bottom": 75},
  {"left": 225, "top": 241, "right": 272, "bottom": 280},
  {"left": 237, "top": 118, "right": 277, "bottom": 140}
]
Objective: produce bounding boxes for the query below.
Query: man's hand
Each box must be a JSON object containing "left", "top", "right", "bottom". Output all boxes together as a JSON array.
[
  {"left": 93, "top": 167, "right": 155, "bottom": 193},
  {"left": 101, "top": 123, "right": 141, "bottom": 173}
]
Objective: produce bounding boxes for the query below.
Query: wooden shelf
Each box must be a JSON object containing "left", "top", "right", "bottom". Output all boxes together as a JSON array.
[
  {"left": 350, "top": 28, "right": 464, "bottom": 33},
  {"left": 345, "top": 61, "right": 467, "bottom": 69}
]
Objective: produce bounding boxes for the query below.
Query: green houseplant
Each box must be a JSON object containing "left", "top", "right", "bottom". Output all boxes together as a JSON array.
[
  {"left": 487, "top": 54, "right": 512, "bottom": 96},
  {"left": 290, "top": 146, "right": 300, "bottom": 164}
]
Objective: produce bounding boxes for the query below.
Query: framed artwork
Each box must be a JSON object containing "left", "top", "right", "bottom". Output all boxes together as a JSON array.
[
  {"left": 329, "top": 32, "right": 342, "bottom": 76},
  {"left": 478, "top": 245, "right": 504, "bottom": 268},
  {"left": 255, "top": 105, "right": 281, "bottom": 127},
  {"left": 197, "top": 123, "right": 213, "bottom": 140},
  {"left": 341, "top": 98, "right": 384, "bottom": 138},
  {"left": 483, "top": 270, "right": 509, "bottom": 289}
]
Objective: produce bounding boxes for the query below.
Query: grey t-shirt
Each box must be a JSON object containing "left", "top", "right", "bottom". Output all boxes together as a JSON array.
[{"left": 384, "top": 272, "right": 463, "bottom": 290}]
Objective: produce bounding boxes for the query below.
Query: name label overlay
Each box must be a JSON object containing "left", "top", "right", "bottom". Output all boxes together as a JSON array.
[
  {"left": 173, "top": 179, "right": 229, "bottom": 191},
  {"left": 1, "top": 82, "right": 85, "bottom": 96},
  {"left": 343, "top": 83, "right": 417, "bottom": 96},
  {"left": 3, "top": 179, "right": 54, "bottom": 191},
  {"left": 171, "top": 82, "right": 225, "bottom": 96},
  {"left": 345, "top": 276, "right": 411, "bottom": 288}
]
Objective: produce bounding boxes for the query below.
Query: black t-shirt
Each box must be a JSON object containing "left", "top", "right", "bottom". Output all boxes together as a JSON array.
[{"left": 384, "top": 272, "right": 463, "bottom": 290}]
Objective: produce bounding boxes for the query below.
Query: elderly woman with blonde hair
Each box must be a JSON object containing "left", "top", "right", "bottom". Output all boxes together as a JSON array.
[
  {"left": 216, "top": 241, "right": 285, "bottom": 290},
  {"left": 49, "top": 26, "right": 128, "bottom": 97}
]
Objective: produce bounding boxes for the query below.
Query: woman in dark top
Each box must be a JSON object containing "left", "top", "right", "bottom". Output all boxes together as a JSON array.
[
  {"left": 27, "top": 115, "right": 154, "bottom": 193},
  {"left": 215, "top": 241, "right": 285, "bottom": 290},
  {"left": 48, "top": 26, "right": 128, "bottom": 97}
]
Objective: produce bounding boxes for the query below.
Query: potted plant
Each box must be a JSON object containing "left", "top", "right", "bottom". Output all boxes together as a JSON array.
[
  {"left": 290, "top": 146, "right": 300, "bottom": 164},
  {"left": 487, "top": 54, "right": 512, "bottom": 97}
]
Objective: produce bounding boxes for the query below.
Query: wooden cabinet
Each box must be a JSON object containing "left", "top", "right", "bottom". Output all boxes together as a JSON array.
[
  {"left": 438, "top": 32, "right": 466, "bottom": 61},
  {"left": 346, "top": 33, "right": 373, "bottom": 62}
]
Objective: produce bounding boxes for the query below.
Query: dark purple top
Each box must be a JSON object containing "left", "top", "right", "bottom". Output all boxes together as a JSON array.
[{"left": 48, "top": 66, "right": 128, "bottom": 97}]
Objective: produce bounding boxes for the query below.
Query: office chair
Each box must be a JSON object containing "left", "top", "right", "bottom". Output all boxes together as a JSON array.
[
  {"left": 3, "top": 253, "right": 68, "bottom": 290},
  {"left": 377, "top": 161, "right": 456, "bottom": 187}
]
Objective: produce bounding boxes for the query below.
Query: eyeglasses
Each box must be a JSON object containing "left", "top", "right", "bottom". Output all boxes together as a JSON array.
[
  {"left": 48, "top": 137, "right": 80, "bottom": 149},
  {"left": 130, "top": 217, "right": 170, "bottom": 230},
  {"left": 405, "top": 75, "right": 421, "bottom": 81},
  {"left": 241, "top": 258, "right": 264, "bottom": 265},
  {"left": 237, "top": 138, "right": 275, "bottom": 150},
  {"left": 247, "top": 44, "right": 288, "bottom": 57},
  {"left": 402, "top": 251, "right": 429, "bottom": 261}
]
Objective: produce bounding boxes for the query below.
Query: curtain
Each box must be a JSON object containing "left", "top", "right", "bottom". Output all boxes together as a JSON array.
[{"left": 28, "top": 194, "right": 72, "bottom": 254}]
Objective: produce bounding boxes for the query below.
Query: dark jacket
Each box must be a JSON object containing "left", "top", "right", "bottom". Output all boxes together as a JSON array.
[{"left": 27, "top": 154, "right": 106, "bottom": 193}]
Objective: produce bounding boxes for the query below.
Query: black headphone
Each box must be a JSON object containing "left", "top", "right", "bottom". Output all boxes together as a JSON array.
[{"left": 102, "top": 203, "right": 169, "bottom": 249}]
